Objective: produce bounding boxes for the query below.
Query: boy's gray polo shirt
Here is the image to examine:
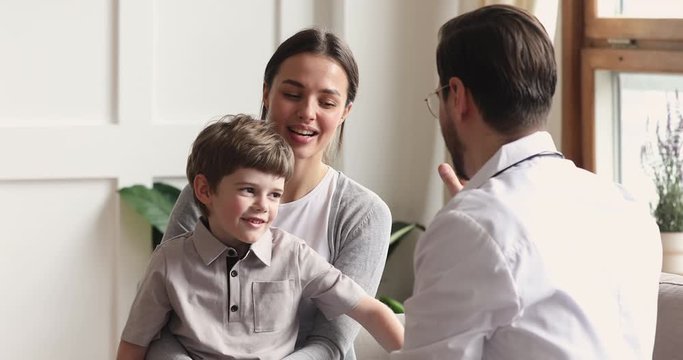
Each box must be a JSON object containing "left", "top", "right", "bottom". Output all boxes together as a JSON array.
[{"left": 121, "top": 221, "right": 366, "bottom": 360}]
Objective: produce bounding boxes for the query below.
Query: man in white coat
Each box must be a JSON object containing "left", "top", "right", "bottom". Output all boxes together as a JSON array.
[{"left": 392, "top": 4, "right": 662, "bottom": 360}]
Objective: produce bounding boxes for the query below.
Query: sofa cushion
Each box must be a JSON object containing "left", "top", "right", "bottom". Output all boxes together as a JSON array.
[{"left": 654, "top": 272, "right": 683, "bottom": 360}]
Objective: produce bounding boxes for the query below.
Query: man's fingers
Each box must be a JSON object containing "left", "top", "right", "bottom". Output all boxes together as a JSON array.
[{"left": 438, "top": 163, "right": 463, "bottom": 197}]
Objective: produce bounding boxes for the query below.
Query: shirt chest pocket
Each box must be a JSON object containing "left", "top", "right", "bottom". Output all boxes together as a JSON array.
[{"left": 252, "top": 280, "right": 295, "bottom": 333}]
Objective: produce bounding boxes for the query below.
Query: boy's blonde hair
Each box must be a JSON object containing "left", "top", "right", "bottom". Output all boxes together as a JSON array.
[{"left": 186, "top": 114, "right": 294, "bottom": 216}]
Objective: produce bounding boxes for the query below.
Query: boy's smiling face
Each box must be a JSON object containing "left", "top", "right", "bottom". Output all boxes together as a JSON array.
[{"left": 194, "top": 167, "right": 284, "bottom": 247}]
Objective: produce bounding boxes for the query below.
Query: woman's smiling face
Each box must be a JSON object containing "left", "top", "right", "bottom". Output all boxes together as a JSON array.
[{"left": 263, "top": 53, "right": 352, "bottom": 163}]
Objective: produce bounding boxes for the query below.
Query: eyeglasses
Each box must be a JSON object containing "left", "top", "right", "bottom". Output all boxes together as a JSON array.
[{"left": 424, "top": 85, "right": 449, "bottom": 119}]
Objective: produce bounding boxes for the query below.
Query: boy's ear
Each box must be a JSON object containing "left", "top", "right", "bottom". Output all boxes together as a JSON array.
[{"left": 193, "top": 174, "right": 212, "bottom": 206}]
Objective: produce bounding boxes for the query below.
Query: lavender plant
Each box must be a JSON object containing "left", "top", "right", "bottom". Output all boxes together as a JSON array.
[{"left": 641, "top": 91, "right": 683, "bottom": 232}]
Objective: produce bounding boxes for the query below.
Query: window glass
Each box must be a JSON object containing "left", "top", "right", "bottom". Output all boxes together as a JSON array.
[
  {"left": 599, "top": 72, "right": 683, "bottom": 206},
  {"left": 597, "top": 0, "right": 683, "bottom": 19}
]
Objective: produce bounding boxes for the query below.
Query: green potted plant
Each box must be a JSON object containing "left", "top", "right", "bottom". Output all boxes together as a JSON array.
[
  {"left": 118, "top": 182, "right": 181, "bottom": 249},
  {"left": 641, "top": 91, "right": 683, "bottom": 274}
]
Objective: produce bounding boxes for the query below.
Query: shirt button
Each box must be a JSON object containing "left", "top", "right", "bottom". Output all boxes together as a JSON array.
[
  {"left": 230, "top": 270, "right": 238, "bottom": 277},
  {"left": 230, "top": 305, "right": 238, "bottom": 312}
]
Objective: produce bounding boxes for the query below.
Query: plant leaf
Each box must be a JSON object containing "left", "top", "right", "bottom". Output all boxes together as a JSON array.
[
  {"left": 119, "top": 185, "right": 177, "bottom": 233},
  {"left": 390, "top": 222, "right": 416, "bottom": 244},
  {"left": 154, "top": 182, "right": 182, "bottom": 206},
  {"left": 642, "top": 90, "right": 683, "bottom": 232},
  {"left": 378, "top": 295, "right": 405, "bottom": 314},
  {"left": 388, "top": 221, "right": 425, "bottom": 257}
]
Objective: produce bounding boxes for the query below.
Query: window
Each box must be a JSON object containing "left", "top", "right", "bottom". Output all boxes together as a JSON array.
[{"left": 563, "top": 0, "right": 683, "bottom": 202}]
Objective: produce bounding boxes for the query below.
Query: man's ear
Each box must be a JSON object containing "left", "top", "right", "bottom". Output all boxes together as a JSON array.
[
  {"left": 448, "top": 77, "right": 466, "bottom": 115},
  {"left": 193, "top": 174, "right": 212, "bottom": 207}
]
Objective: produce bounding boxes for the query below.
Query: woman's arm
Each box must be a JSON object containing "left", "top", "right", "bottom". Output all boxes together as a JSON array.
[
  {"left": 285, "top": 178, "right": 392, "bottom": 359},
  {"left": 162, "top": 184, "right": 202, "bottom": 242},
  {"left": 145, "top": 328, "right": 192, "bottom": 360}
]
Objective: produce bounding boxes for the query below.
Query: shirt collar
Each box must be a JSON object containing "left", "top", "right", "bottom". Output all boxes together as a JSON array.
[
  {"left": 193, "top": 219, "right": 231, "bottom": 266},
  {"left": 247, "top": 229, "right": 273, "bottom": 266},
  {"left": 464, "top": 131, "right": 561, "bottom": 190},
  {"left": 192, "top": 219, "right": 272, "bottom": 266}
]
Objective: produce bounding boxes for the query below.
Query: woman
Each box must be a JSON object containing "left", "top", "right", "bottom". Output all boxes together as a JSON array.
[{"left": 147, "top": 28, "right": 392, "bottom": 360}]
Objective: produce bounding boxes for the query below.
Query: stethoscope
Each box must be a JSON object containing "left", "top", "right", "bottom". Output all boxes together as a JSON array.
[{"left": 491, "top": 151, "right": 564, "bottom": 179}]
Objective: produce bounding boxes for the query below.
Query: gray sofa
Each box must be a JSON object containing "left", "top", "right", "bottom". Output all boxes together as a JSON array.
[
  {"left": 355, "top": 272, "right": 683, "bottom": 359},
  {"left": 654, "top": 272, "right": 683, "bottom": 360}
]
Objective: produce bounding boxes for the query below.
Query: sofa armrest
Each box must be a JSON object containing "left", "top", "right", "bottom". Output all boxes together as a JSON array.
[{"left": 654, "top": 272, "right": 683, "bottom": 360}]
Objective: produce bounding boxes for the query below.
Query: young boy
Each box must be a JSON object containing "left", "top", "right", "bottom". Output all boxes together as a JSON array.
[{"left": 116, "top": 114, "right": 403, "bottom": 360}]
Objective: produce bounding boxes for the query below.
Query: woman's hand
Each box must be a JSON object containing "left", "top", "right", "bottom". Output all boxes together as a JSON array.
[{"left": 438, "top": 163, "right": 464, "bottom": 197}]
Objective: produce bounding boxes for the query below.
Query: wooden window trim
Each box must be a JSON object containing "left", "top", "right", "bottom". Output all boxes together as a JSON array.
[
  {"left": 585, "top": 0, "right": 683, "bottom": 40},
  {"left": 561, "top": 0, "right": 584, "bottom": 166}
]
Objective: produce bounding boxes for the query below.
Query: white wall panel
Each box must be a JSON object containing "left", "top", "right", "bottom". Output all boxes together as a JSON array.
[
  {"left": 153, "top": 0, "right": 276, "bottom": 123},
  {"left": 343, "top": 0, "right": 462, "bottom": 301},
  {"left": 343, "top": 0, "right": 460, "bottom": 225},
  {"left": 0, "top": 180, "right": 117, "bottom": 359},
  {"left": 0, "top": 0, "right": 115, "bottom": 125}
]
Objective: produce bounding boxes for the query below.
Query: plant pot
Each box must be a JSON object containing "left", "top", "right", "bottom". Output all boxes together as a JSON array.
[{"left": 661, "top": 232, "right": 683, "bottom": 275}]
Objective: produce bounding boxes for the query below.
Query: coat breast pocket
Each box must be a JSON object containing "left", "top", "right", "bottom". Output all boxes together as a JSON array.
[{"left": 252, "top": 280, "right": 295, "bottom": 333}]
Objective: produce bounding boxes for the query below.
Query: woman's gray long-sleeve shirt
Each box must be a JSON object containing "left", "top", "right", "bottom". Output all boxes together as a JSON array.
[{"left": 147, "top": 170, "right": 391, "bottom": 360}]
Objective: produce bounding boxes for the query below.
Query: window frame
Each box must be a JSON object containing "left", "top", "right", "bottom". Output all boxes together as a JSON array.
[
  {"left": 585, "top": 0, "right": 683, "bottom": 40},
  {"left": 562, "top": 0, "right": 683, "bottom": 171}
]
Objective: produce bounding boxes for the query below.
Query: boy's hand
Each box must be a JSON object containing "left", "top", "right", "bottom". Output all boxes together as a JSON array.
[
  {"left": 116, "top": 340, "right": 146, "bottom": 360},
  {"left": 348, "top": 296, "right": 404, "bottom": 352}
]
